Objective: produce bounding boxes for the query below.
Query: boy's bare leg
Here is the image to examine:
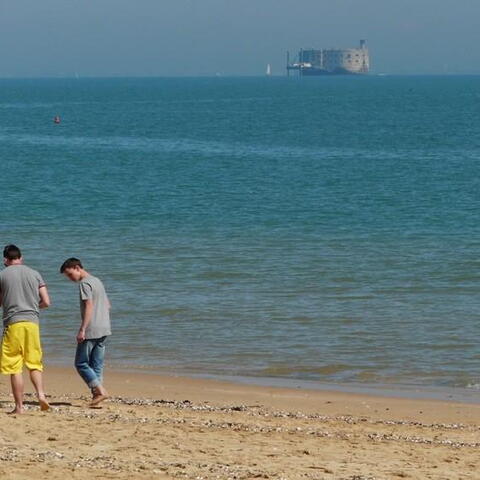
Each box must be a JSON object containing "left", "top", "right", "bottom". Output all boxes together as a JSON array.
[
  {"left": 90, "top": 384, "right": 109, "bottom": 407},
  {"left": 29, "top": 369, "right": 50, "bottom": 411},
  {"left": 9, "top": 374, "right": 24, "bottom": 414}
]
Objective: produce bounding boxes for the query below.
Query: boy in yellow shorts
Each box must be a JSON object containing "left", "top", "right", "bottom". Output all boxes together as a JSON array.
[{"left": 0, "top": 245, "right": 51, "bottom": 414}]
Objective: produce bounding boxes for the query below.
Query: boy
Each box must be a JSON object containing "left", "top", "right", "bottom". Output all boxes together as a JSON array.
[
  {"left": 0, "top": 244, "right": 50, "bottom": 414},
  {"left": 60, "top": 258, "right": 111, "bottom": 406}
]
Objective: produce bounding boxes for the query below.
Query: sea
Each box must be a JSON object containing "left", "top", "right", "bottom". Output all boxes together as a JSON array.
[{"left": 1, "top": 75, "right": 480, "bottom": 398}]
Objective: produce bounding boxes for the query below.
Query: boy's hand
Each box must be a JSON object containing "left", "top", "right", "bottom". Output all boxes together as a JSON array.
[{"left": 77, "top": 329, "right": 86, "bottom": 343}]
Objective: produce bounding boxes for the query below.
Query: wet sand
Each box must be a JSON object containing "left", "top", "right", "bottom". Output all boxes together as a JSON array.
[{"left": 0, "top": 366, "right": 479, "bottom": 479}]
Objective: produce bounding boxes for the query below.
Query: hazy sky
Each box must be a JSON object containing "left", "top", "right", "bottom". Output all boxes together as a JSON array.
[{"left": 0, "top": 0, "right": 479, "bottom": 76}]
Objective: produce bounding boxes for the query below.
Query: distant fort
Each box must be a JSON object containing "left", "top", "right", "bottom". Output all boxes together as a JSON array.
[{"left": 287, "top": 40, "right": 369, "bottom": 76}]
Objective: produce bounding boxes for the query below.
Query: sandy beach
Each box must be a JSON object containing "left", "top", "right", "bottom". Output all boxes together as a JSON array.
[{"left": 0, "top": 367, "right": 478, "bottom": 480}]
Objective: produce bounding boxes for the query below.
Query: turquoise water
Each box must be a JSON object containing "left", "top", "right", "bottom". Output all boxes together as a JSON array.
[{"left": 1, "top": 76, "right": 480, "bottom": 391}]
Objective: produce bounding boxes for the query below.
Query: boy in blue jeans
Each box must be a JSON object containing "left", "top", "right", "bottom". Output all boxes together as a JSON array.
[{"left": 60, "top": 258, "right": 111, "bottom": 407}]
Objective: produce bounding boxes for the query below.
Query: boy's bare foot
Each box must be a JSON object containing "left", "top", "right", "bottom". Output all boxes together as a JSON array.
[
  {"left": 90, "top": 386, "right": 108, "bottom": 407},
  {"left": 38, "top": 396, "right": 50, "bottom": 411},
  {"left": 90, "top": 394, "right": 108, "bottom": 407},
  {"left": 7, "top": 407, "right": 23, "bottom": 415}
]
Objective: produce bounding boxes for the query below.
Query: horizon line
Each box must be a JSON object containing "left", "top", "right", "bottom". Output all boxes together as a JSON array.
[{"left": 1, "top": 73, "right": 480, "bottom": 80}]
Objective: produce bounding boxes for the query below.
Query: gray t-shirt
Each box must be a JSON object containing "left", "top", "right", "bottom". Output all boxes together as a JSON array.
[
  {"left": 0, "top": 264, "right": 46, "bottom": 327},
  {"left": 79, "top": 275, "right": 111, "bottom": 339}
]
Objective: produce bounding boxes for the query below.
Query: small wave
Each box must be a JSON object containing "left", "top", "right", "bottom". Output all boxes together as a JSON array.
[
  {"left": 1, "top": 131, "right": 466, "bottom": 162},
  {"left": 195, "top": 270, "right": 251, "bottom": 280},
  {"left": 261, "top": 364, "right": 351, "bottom": 376},
  {"left": 0, "top": 132, "right": 318, "bottom": 159},
  {"left": 466, "top": 383, "right": 480, "bottom": 390}
]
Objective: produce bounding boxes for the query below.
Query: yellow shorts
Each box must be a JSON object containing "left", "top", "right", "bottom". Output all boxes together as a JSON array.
[{"left": 0, "top": 322, "right": 43, "bottom": 374}]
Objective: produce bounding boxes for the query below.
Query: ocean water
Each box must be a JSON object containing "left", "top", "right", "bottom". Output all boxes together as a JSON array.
[{"left": 1, "top": 76, "right": 480, "bottom": 392}]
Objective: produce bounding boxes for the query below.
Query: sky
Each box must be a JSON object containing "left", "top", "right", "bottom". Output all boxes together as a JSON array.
[{"left": 0, "top": 0, "right": 479, "bottom": 77}]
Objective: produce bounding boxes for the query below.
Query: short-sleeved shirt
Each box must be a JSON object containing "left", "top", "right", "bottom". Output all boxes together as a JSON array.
[
  {"left": 79, "top": 275, "right": 111, "bottom": 339},
  {"left": 0, "top": 264, "right": 46, "bottom": 327}
]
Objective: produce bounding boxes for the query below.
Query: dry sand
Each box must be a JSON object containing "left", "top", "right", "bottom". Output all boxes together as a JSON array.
[{"left": 0, "top": 366, "right": 479, "bottom": 480}]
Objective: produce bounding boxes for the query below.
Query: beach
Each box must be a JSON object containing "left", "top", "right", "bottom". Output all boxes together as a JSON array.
[
  {"left": 2, "top": 2, "right": 480, "bottom": 476},
  {"left": 0, "top": 367, "right": 479, "bottom": 480}
]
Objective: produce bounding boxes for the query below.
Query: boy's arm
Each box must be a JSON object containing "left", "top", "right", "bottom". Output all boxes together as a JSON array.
[
  {"left": 39, "top": 286, "right": 51, "bottom": 309},
  {"left": 78, "top": 299, "right": 94, "bottom": 343}
]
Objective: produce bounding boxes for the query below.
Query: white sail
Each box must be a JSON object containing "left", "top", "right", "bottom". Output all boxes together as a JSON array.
[{"left": 266, "top": 64, "right": 271, "bottom": 76}]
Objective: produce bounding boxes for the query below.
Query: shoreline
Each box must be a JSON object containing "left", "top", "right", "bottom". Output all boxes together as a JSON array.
[{"left": 45, "top": 359, "right": 480, "bottom": 406}]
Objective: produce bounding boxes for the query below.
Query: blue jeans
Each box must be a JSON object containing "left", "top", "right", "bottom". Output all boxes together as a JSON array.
[{"left": 75, "top": 336, "right": 107, "bottom": 389}]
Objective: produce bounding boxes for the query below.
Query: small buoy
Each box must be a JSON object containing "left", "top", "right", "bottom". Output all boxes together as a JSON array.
[{"left": 53, "top": 116, "right": 61, "bottom": 124}]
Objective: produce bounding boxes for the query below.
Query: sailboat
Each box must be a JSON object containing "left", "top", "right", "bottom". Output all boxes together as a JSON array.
[{"left": 266, "top": 64, "right": 272, "bottom": 76}]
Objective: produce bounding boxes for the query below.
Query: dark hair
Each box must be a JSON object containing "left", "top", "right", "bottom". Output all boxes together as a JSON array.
[
  {"left": 3, "top": 244, "right": 22, "bottom": 261},
  {"left": 60, "top": 257, "right": 83, "bottom": 273}
]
